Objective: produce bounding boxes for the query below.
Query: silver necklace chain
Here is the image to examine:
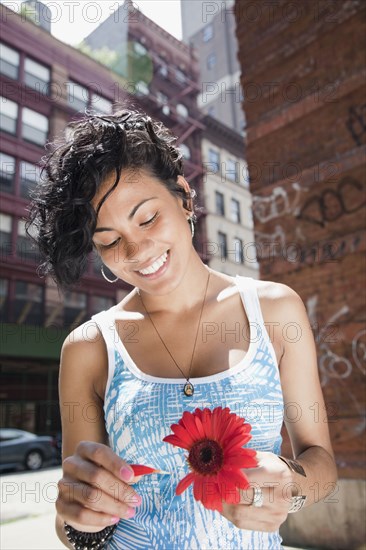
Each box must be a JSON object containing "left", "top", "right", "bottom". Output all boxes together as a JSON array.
[{"left": 137, "top": 271, "right": 211, "bottom": 397}]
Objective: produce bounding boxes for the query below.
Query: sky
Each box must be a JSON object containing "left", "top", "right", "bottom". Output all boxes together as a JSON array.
[{"left": 1, "top": 0, "right": 183, "bottom": 44}]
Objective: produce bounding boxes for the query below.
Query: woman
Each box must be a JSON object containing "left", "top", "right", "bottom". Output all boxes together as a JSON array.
[{"left": 27, "top": 109, "right": 337, "bottom": 549}]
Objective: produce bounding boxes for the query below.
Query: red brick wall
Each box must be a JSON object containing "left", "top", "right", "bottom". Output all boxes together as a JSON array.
[{"left": 235, "top": 0, "right": 366, "bottom": 478}]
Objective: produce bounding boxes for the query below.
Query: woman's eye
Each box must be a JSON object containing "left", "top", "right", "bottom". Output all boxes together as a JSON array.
[
  {"left": 99, "top": 238, "right": 120, "bottom": 250},
  {"left": 140, "top": 212, "right": 159, "bottom": 226}
]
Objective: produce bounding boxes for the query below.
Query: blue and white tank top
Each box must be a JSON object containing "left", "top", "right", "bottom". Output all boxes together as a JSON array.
[{"left": 91, "top": 275, "right": 284, "bottom": 550}]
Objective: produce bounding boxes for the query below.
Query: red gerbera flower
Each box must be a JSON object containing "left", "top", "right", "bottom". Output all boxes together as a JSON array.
[{"left": 163, "top": 407, "right": 257, "bottom": 513}]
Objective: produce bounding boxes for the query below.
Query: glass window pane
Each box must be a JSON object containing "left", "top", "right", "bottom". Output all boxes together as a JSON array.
[
  {"left": 0, "top": 43, "right": 19, "bottom": 80},
  {"left": 0, "top": 96, "right": 18, "bottom": 134},
  {"left": 179, "top": 144, "right": 190, "bottom": 160},
  {"left": 176, "top": 69, "right": 186, "bottom": 83},
  {"left": 90, "top": 93, "right": 112, "bottom": 114},
  {"left": 226, "top": 159, "right": 239, "bottom": 182},
  {"left": 14, "top": 281, "right": 43, "bottom": 325},
  {"left": 0, "top": 278, "right": 9, "bottom": 322},
  {"left": 234, "top": 238, "right": 244, "bottom": 264},
  {"left": 218, "top": 232, "right": 227, "bottom": 259},
  {"left": 67, "top": 81, "right": 88, "bottom": 111},
  {"left": 20, "top": 161, "right": 41, "bottom": 198},
  {"left": 21, "top": 108, "right": 48, "bottom": 145},
  {"left": 208, "top": 148, "right": 220, "bottom": 173},
  {"left": 16, "top": 219, "right": 40, "bottom": 262},
  {"left": 215, "top": 191, "right": 225, "bottom": 216},
  {"left": 136, "top": 81, "right": 149, "bottom": 96},
  {"left": 230, "top": 198, "right": 241, "bottom": 223},
  {"left": 64, "top": 291, "right": 87, "bottom": 329},
  {"left": 24, "top": 59, "right": 50, "bottom": 94},
  {"left": 176, "top": 103, "right": 188, "bottom": 119},
  {"left": 0, "top": 152, "right": 16, "bottom": 194},
  {"left": 90, "top": 295, "right": 114, "bottom": 316}
]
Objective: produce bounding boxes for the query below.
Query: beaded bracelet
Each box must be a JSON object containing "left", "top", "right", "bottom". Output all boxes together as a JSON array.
[{"left": 64, "top": 522, "right": 117, "bottom": 549}]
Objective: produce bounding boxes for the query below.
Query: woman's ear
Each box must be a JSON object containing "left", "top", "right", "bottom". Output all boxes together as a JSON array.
[{"left": 177, "top": 175, "right": 193, "bottom": 214}]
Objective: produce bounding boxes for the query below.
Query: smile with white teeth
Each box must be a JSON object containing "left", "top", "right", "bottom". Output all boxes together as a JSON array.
[{"left": 138, "top": 251, "right": 168, "bottom": 275}]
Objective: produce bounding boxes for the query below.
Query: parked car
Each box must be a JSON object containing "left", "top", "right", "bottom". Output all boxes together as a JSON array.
[{"left": 0, "top": 429, "right": 58, "bottom": 471}]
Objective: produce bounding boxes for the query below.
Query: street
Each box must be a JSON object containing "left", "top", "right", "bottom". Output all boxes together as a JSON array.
[{"left": 0, "top": 466, "right": 64, "bottom": 550}]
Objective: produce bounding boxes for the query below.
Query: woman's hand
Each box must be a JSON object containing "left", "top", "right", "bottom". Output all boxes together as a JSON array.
[
  {"left": 56, "top": 441, "right": 142, "bottom": 533},
  {"left": 221, "top": 451, "right": 294, "bottom": 532}
]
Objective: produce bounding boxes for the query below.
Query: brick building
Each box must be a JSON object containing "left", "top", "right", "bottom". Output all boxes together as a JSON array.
[{"left": 235, "top": 0, "right": 366, "bottom": 547}]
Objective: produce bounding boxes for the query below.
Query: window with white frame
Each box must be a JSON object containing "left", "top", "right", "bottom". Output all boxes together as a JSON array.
[
  {"left": 233, "top": 237, "right": 244, "bottom": 264},
  {"left": 0, "top": 43, "right": 19, "bottom": 80},
  {"left": 230, "top": 198, "right": 241, "bottom": 223},
  {"left": 218, "top": 231, "right": 227, "bottom": 259},
  {"left": 208, "top": 148, "right": 220, "bottom": 173},
  {"left": 215, "top": 191, "right": 225, "bottom": 216},
  {"left": 67, "top": 81, "right": 89, "bottom": 112},
  {"left": 90, "top": 93, "right": 112, "bottom": 114},
  {"left": 0, "top": 152, "right": 16, "bottom": 194},
  {"left": 207, "top": 53, "right": 216, "bottom": 70},
  {"left": 226, "top": 158, "right": 239, "bottom": 183},
  {"left": 24, "top": 58, "right": 50, "bottom": 94},
  {"left": 203, "top": 25, "right": 214, "bottom": 42},
  {"left": 22, "top": 108, "right": 48, "bottom": 145},
  {"left": 0, "top": 96, "right": 18, "bottom": 134},
  {"left": 20, "top": 161, "right": 41, "bottom": 199}
]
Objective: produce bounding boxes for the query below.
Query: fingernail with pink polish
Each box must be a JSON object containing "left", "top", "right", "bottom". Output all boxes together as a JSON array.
[
  {"left": 126, "top": 507, "right": 136, "bottom": 519},
  {"left": 120, "top": 466, "right": 133, "bottom": 482},
  {"left": 110, "top": 516, "right": 120, "bottom": 524}
]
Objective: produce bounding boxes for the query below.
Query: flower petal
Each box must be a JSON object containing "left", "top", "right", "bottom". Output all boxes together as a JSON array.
[
  {"left": 201, "top": 479, "right": 223, "bottom": 511},
  {"left": 180, "top": 411, "right": 201, "bottom": 440},
  {"left": 194, "top": 415, "right": 206, "bottom": 439},
  {"left": 193, "top": 476, "right": 204, "bottom": 502},
  {"left": 220, "top": 467, "right": 250, "bottom": 490},
  {"left": 162, "top": 434, "right": 189, "bottom": 449},
  {"left": 175, "top": 472, "right": 196, "bottom": 495},
  {"left": 171, "top": 423, "right": 195, "bottom": 447}
]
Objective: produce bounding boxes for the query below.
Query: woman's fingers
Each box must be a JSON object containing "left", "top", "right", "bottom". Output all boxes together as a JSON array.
[
  {"left": 56, "top": 497, "right": 121, "bottom": 532},
  {"left": 75, "top": 441, "right": 135, "bottom": 482},
  {"left": 58, "top": 476, "right": 138, "bottom": 521},
  {"left": 62, "top": 454, "right": 141, "bottom": 507}
]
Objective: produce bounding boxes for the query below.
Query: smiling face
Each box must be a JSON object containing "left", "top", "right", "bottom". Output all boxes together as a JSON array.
[{"left": 91, "top": 168, "right": 194, "bottom": 295}]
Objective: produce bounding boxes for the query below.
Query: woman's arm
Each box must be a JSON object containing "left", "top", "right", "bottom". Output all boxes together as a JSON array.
[
  {"left": 55, "top": 322, "right": 141, "bottom": 547},
  {"left": 221, "top": 282, "right": 337, "bottom": 531},
  {"left": 275, "top": 284, "right": 337, "bottom": 504}
]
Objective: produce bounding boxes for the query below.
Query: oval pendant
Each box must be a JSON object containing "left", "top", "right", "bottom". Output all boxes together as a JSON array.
[{"left": 183, "top": 382, "right": 194, "bottom": 396}]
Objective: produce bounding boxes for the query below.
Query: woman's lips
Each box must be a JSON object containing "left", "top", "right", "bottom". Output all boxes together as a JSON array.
[{"left": 136, "top": 250, "right": 170, "bottom": 279}]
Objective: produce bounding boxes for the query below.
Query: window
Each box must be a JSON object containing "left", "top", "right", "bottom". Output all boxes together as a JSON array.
[
  {"left": 20, "top": 161, "right": 40, "bottom": 199},
  {"left": 208, "top": 148, "right": 220, "bottom": 173},
  {"left": 64, "top": 291, "right": 87, "bottom": 328},
  {"left": 0, "top": 96, "right": 18, "bottom": 134},
  {"left": 207, "top": 53, "right": 216, "bottom": 70},
  {"left": 176, "top": 103, "right": 189, "bottom": 120},
  {"left": 22, "top": 108, "right": 48, "bottom": 145},
  {"left": 0, "top": 43, "right": 19, "bottom": 80},
  {"left": 14, "top": 281, "right": 43, "bottom": 325},
  {"left": 90, "top": 296, "right": 114, "bottom": 317},
  {"left": 24, "top": 58, "right": 50, "bottom": 94},
  {"left": 230, "top": 198, "right": 241, "bottom": 223},
  {"left": 0, "top": 152, "right": 16, "bottom": 194},
  {"left": 158, "top": 62, "right": 168, "bottom": 78},
  {"left": 17, "top": 219, "right": 39, "bottom": 262},
  {"left": 218, "top": 231, "right": 227, "bottom": 259},
  {"left": 133, "top": 41, "right": 147, "bottom": 56},
  {"left": 67, "top": 81, "right": 89, "bottom": 112},
  {"left": 233, "top": 237, "right": 244, "bottom": 264},
  {"left": 247, "top": 205, "right": 254, "bottom": 228},
  {"left": 0, "top": 213, "right": 12, "bottom": 259},
  {"left": 136, "top": 81, "right": 149, "bottom": 96},
  {"left": 156, "top": 91, "right": 168, "bottom": 106},
  {"left": 207, "top": 106, "right": 215, "bottom": 117},
  {"left": 203, "top": 25, "right": 214, "bottom": 42},
  {"left": 0, "top": 278, "right": 9, "bottom": 322},
  {"left": 90, "top": 93, "right": 112, "bottom": 114},
  {"left": 179, "top": 144, "right": 191, "bottom": 160},
  {"left": 176, "top": 69, "right": 186, "bottom": 84},
  {"left": 241, "top": 161, "right": 250, "bottom": 188},
  {"left": 215, "top": 191, "right": 225, "bottom": 216},
  {"left": 225, "top": 159, "right": 239, "bottom": 183}
]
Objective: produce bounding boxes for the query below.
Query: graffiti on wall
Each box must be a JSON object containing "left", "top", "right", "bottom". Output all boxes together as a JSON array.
[{"left": 346, "top": 104, "right": 366, "bottom": 146}]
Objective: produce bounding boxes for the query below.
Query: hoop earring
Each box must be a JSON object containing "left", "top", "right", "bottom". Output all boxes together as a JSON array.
[
  {"left": 101, "top": 265, "right": 118, "bottom": 283},
  {"left": 188, "top": 217, "right": 195, "bottom": 239}
]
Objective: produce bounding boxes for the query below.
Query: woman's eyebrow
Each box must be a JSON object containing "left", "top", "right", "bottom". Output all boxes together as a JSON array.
[{"left": 94, "top": 197, "right": 158, "bottom": 233}]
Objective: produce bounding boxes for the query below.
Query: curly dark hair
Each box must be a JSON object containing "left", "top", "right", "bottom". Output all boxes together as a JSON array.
[{"left": 26, "top": 108, "right": 195, "bottom": 291}]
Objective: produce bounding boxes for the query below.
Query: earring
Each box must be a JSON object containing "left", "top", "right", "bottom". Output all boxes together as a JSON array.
[
  {"left": 101, "top": 265, "right": 118, "bottom": 283},
  {"left": 188, "top": 217, "right": 195, "bottom": 239}
]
